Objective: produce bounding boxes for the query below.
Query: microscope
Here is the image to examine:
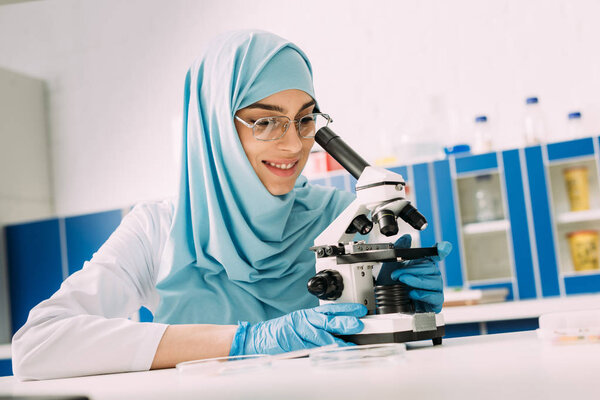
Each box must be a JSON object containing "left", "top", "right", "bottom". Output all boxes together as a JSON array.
[{"left": 307, "top": 127, "right": 445, "bottom": 345}]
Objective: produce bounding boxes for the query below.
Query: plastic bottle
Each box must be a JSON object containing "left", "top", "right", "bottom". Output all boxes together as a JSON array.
[
  {"left": 567, "top": 111, "right": 583, "bottom": 139},
  {"left": 523, "top": 97, "right": 547, "bottom": 145},
  {"left": 472, "top": 115, "right": 493, "bottom": 154}
]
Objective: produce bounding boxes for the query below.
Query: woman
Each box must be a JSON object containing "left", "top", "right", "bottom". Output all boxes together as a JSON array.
[{"left": 12, "top": 30, "right": 448, "bottom": 380}]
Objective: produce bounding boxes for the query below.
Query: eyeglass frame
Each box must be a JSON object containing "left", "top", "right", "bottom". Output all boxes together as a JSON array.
[{"left": 234, "top": 112, "right": 333, "bottom": 141}]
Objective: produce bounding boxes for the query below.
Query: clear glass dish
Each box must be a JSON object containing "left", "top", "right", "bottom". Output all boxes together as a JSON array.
[
  {"left": 309, "top": 343, "right": 406, "bottom": 369},
  {"left": 537, "top": 310, "right": 600, "bottom": 345},
  {"left": 176, "top": 354, "right": 271, "bottom": 377}
]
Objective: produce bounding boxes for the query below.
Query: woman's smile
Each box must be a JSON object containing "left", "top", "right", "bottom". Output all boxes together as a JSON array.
[{"left": 261, "top": 158, "right": 299, "bottom": 177}]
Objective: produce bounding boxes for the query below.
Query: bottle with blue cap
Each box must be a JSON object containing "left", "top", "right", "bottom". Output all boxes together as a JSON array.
[
  {"left": 567, "top": 111, "right": 583, "bottom": 139},
  {"left": 523, "top": 96, "right": 547, "bottom": 145},
  {"left": 472, "top": 115, "right": 493, "bottom": 154}
]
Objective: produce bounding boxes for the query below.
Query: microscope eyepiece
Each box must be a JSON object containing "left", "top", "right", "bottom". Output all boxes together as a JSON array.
[{"left": 315, "top": 127, "right": 369, "bottom": 179}]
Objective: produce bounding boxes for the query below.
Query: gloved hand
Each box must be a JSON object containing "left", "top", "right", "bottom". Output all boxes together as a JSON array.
[
  {"left": 229, "top": 303, "right": 367, "bottom": 356},
  {"left": 376, "top": 234, "right": 452, "bottom": 313}
]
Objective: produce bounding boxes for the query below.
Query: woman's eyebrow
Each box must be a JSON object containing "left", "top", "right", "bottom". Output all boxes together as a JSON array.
[
  {"left": 299, "top": 99, "right": 316, "bottom": 111},
  {"left": 243, "top": 99, "right": 316, "bottom": 114},
  {"left": 244, "top": 103, "right": 285, "bottom": 113}
]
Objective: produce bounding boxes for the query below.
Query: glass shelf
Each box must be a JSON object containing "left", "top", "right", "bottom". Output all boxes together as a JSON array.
[
  {"left": 555, "top": 209, "right": 600, "bottom": 225},
  {"left": 462, "top": 219, "right": 509, "bottom": 236}
]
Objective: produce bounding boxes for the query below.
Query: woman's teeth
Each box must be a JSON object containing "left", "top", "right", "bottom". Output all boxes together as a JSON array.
[{"left": 265, "top": 161, "right": 296, "bottom": 170}]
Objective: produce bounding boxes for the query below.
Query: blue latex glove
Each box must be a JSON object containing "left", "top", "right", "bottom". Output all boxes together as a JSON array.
[
  {"left": 229, "top": 303, "right": 367, "bottom": 356},
  {"left": 376, "top": 234, "right": 452, "bottom": 313}
]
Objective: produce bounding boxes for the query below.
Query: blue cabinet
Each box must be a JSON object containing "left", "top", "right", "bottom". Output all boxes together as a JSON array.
[
  {"left": 544, "top": 137, "right": 600, "bottom": 295},
  {"left": 432, "top": 139, "right": 600, "bottom": 298},
  {"left": 64, "top": 210, "right": 123, "bottom": 275},
  {"left": 5, "top": 219, "right": 64, "bottom": 334},
  {"left": 0, "top": 357, "right": 12, "bottom": 377},
  {"left": 5, "top": 210, "right": 124, "bottom": 335},
  {"left": 308, "top": 135, "right": 600, "bottom": 301}
]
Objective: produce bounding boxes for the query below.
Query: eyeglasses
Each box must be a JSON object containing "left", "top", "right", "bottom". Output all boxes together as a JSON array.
[{"left": 235, "top": 113, "right": 332, "bottom": 141}]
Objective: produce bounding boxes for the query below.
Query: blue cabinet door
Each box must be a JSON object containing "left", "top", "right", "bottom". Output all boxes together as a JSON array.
[
  {"left": 524, "top": 146, "right": 561, "bottom": 297},
  {"left": 433, "top": 159, "right": 463, "bottom": 287},
  {"left": 412, "top": 163, "right": 437, "bottom": 247},
  {"left": 0, "top": 358, "right": 12, "bottom": 376},
  {"left": 65, "top": 210, "right": 123, "bottom": 275},
  {"left": 502, "top": 149, "right": 537, "bottom": 299},
  {"left": 6, "top": 219, "right": 64, "bottom": 334}
]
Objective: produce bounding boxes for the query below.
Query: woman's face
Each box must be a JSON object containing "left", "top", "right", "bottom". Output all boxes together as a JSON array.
[{"left": 234, "top": 89, "right": 316, "bottom": 195}]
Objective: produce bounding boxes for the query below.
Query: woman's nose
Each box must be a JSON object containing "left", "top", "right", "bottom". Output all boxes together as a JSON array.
[{"left": 278, "top": 122, "right": 303, "bottom": 153}]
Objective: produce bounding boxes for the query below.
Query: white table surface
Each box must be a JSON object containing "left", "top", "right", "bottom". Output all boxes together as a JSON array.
[
  {"left": 443, "top": 293, "right": 600, "bottom": 324},
  {"left": 1, "top": 331, "right": 599, "bottom": 400}
]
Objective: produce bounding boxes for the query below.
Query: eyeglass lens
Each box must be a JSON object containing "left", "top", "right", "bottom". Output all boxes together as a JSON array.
[{"left": 253, "top": 114, "right": 329, "bottom": 140}]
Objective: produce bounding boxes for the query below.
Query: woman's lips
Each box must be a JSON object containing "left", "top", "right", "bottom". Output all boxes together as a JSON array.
[{"left": 262, "top": 159, "right": 299, "bottom": 177}]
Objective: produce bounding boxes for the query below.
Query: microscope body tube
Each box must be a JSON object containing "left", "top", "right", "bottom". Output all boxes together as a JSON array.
[{"left": 315, "top": 127, "right": 369, "bottom": 179}]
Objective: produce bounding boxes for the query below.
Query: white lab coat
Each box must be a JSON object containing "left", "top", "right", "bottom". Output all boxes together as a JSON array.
[{"left": 11, "top": 201, "right": 175, "bottom": 380}]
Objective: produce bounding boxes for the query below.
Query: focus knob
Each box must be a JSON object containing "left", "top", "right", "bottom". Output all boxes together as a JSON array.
[{"left": 307, "top": 269, "right": 344, "bottom": 300}]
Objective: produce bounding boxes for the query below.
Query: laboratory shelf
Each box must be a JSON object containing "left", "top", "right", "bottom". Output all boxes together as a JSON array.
[
  {"left": 462, "top": 219, "right": 509, "bottom": 235},
  {"left": 442, "top": 293, "right": 600, "bottom": 324},
  {"left": 555, "top": 208, "right": 600, "bottom": 225},
  {"left": 443, "top": 287, "right": 509, "bottom": 306},
  {"left": 562, "top": 270, "right": 600, "bottom": 278}
]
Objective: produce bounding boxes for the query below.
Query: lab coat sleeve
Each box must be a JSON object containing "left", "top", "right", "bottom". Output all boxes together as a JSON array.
[{"left": 11, "top": 202, "right": 172, "bottom": 380}]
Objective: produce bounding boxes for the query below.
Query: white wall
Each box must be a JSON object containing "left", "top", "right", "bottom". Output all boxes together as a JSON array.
[
  {"left": 0, "top": 67, "right": 53, "bottom": 343},
  {"left": 0, "top": 0, "right": 599, "bottom": 216},
  {"left": 0, "top": 68, "right": 54, "bottom": 224}
]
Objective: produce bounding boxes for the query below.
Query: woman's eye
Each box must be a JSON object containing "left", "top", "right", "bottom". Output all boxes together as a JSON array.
[
  {"left": 299, "top": 115, "right": 315, "bottom": 124},
  {"left": 255, "top": 119, "right": 273, "bottom": 127}
]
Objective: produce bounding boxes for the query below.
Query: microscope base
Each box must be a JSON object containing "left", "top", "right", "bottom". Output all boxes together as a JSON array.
[
  {"left": 338, "top": 312, "right": 445, "bottom": 346},
  {"left": 339, "top": 326, "right": 445, "bottom": 345}
]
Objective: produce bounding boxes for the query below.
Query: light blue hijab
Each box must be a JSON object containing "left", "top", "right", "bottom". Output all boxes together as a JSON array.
[{"left": 154, "top": 30, "right": 354, "bottom": 325}]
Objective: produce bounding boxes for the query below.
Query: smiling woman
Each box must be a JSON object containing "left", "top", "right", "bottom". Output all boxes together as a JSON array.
[{"left": 9, "top": 30, "right": 365, "bottom": 380}]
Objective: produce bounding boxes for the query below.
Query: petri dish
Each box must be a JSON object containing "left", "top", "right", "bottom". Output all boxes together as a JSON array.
[
  {"left": 537, "top": 309, "right": 600, "bottom": 345},
  {"left": 176, "top": 354, "right": 271, "bottom": 377},
  {"left": 309, "top": 343, "right": 406, "bottom": 369}
]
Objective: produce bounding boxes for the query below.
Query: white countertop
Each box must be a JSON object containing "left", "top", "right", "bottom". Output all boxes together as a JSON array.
[
  {"left": 0, "top": 294, "right": 597, "bottom": 362},
  {"left": 1, "top": 331, "right": 599, "bottom": 400},
  {"left": 443, "top": 293, "right": 600, "bottom": 324}
]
